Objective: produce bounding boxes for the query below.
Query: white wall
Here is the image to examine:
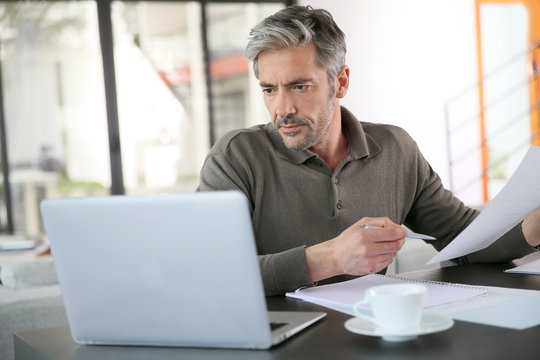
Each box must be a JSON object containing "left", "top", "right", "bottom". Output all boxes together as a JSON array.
[{"left": 300, "top": 0, "right": 480, "bottom": 202}]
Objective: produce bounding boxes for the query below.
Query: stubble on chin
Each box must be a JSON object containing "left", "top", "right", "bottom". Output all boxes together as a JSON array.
[
  {"left": 274, "top": 93, "right": 335, "bottom": 151},
  {"left": 276, "top": 108, "right": 333, "bottom": 151},
  {"left": 276, "top": 124, "right": 313, "bottom": 151}
]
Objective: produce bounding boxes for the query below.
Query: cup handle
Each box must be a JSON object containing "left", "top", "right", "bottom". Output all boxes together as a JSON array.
[{"left": 352, "top": 299, "right": 378, "bottom": 325}]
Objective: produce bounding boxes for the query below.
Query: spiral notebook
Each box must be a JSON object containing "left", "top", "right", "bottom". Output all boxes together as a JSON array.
[{"left": 286, "top": 274, "right": 488, "bottom": 310}]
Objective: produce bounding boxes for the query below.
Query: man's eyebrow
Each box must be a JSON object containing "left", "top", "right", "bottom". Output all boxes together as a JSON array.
[
  {"left": 259, "top": 78, "right": 313, "bottom": 88},
  {"left": 286, "top": 78, "right": 312, "bottom": 86},
  {"left": 259, "top": 81, "right": 274, "bottom": 88}
]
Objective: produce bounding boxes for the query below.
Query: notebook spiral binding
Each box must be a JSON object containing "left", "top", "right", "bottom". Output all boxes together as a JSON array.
[{"left": 380, "top": 273, "right": 489, "bottom": 291}]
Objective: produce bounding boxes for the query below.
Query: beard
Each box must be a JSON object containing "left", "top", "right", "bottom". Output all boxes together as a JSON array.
[{"left": 274, "top": 96, "right": 335, "bottom": 151}]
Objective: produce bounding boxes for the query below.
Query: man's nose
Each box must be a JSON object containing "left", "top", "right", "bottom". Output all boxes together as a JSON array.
[{"left": 275, "top": 92, "right": 296, "bottom": 118}]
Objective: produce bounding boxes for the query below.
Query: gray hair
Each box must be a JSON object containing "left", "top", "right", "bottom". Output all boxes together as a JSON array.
[{"left": 245, "top": 5, "right": 346, "bottom": 85}]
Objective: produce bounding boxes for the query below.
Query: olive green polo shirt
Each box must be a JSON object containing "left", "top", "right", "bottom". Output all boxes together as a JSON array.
[{"left": 198, "top": 106, "right": 534, "bottom": 295}]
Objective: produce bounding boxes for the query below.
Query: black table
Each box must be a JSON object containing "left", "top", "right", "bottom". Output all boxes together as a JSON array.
[{"left": 14, "top": 254, "right": 540, "bottom": 360}]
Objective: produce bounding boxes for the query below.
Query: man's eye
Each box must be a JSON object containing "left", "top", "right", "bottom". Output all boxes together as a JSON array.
[
  {"left": 295, "top": 85, "right": 309, "bottom": 91},
  {"left": 262, "top": 88, "right": 275, "bottom": 95}
]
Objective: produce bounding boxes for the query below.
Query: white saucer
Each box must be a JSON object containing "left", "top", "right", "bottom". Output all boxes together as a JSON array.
[{"left": 344, "top": 312, "right": 454, "bottom": 342}]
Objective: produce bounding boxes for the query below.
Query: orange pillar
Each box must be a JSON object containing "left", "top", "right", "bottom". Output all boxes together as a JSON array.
[
  {"left": 525, "top": 1, "right": 540, "bottom": 145},
  {"left": 475, "top": 0, "right": 490, "bottom": 202}
]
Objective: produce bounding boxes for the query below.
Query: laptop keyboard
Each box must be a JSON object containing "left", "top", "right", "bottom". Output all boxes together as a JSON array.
[{"left": 270, "top": 322, "right": 288, "bottom": 331}]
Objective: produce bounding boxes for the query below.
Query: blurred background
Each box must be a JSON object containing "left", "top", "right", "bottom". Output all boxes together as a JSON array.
[{"left": 0, "top": 0, "right": 538, "bottom": 239}]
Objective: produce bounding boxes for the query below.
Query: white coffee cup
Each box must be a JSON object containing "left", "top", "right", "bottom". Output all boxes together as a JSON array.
[{"left": 352, "top": 283, "right": 427, "bottom": 330}]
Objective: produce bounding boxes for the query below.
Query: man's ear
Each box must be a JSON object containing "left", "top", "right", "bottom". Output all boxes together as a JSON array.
[{"left": 335, "top": 65, "right": 350, "bottom": 99}]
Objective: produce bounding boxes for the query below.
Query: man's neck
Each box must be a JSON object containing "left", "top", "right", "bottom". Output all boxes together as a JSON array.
[{"left": 310, "top": 105, "right": 348, "bottom": 171}]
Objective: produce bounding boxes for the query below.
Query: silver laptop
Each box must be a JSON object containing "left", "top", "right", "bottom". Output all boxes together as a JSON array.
[{"left": 40, "top": 191, "right": 325, "bottom": 349}]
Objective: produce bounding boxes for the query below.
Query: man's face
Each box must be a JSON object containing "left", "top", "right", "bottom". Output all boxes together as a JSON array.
[{"left": 257, "top": 45, "right": 337, "bottom": 151}]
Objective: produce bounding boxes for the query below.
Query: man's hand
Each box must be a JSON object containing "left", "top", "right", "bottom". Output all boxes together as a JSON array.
[
  {"left": 305, "top": 217, "right": 407, "bottom": 282},
  {"left": 522, "top": 208, "right": 540, "bottom": 248}
]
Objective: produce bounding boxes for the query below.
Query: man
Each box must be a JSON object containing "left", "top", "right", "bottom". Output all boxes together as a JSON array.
[{"left": 198, "top": 5, "right": 540, "bottom": 296}]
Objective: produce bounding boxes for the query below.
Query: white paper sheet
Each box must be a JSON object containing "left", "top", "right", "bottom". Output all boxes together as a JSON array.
[
  {"left": 436, "top": 286, "right": 540, "bottom": 330},
  {"left": 505, "top": 258, "right": 540, "bottom": 275},
  {"left": 428, "top": 146, "right": 540, "bottom": 264}
]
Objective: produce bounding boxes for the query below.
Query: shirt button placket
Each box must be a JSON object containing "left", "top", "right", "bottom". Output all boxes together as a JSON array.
[{"left": 333, "top": 175, "right": 342, "bottom": 211}]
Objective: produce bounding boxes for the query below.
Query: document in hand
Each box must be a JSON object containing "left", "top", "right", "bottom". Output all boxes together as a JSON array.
[
  {"left": 428, "top": 146, "right": 540, "bottom": 264},
  {"left": 286, "top": 274, "right": 488, "bottom": 311}
]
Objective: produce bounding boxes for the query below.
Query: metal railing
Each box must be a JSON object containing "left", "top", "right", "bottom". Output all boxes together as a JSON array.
[{"left": 444, "top": 40, "right": 540, "bottom": 203}]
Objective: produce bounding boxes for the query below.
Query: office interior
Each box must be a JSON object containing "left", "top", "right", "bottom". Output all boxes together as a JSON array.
[
  {"left": 0, "top": 0, "right": 539, "bottom": 269},
  {"left": 1, "top": 1, "right": 540, "bottom": 360}
]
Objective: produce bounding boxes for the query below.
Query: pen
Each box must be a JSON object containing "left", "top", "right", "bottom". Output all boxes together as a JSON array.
[{"left": 362, "top": 225, "right": 436, "bottom": 241}]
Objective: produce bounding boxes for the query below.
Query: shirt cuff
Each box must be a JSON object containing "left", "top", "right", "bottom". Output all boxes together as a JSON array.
[{"left": 260, "top": 245, "right": 313, "bottom": 296}]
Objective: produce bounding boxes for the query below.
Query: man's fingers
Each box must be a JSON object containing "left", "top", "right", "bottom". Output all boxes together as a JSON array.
[
  {"left": 362, "top": 226, "right": 407, "bottom": 243},
  {"left": 356, "top": 238, "right": 402, "bottom": 259}
]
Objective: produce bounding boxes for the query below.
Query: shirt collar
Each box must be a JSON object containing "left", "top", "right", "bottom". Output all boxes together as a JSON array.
[
  {"left": 265, "top": 106, "right": 381, "bottom": 164},
  {"left": 341, "top": 106, "right": 381, "bottom": 160}
]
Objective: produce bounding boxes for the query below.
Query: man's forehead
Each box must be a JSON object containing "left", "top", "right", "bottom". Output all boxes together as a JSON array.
[{"left": 257, "top": 46, "right": 325, "bottom": 84}]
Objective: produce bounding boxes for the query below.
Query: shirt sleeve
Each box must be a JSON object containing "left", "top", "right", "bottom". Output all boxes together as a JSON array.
[
  {"left": 198, "top": 152, "right": 314, "bottom": 296},
  {"left": 456, "top": 222, "right": 535, "bottom": 264},
  {"left": 198, "top": 153, "right": 251, "bottom": 195},
  {"left": 258, "top": 246, "right": 314, "bottom": 296}
]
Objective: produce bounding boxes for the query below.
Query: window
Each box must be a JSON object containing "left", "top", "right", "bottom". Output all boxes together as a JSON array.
[
  {"left": 206, "top": 3, "right": 283, "bottom": 140},
  {"left": 0, "top": 1, "right": 110, "bottom": 235},
  {"left": 0, "top": 0, "right": 288, "bottom": 236}
]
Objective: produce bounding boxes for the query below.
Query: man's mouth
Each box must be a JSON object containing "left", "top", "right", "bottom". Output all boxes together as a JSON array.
[
  {"left": 280, "top": 124, "right": 303, "bottom": 134},
  {"left": 275, "top": 117, "right": 307, "bottom": 136}
]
